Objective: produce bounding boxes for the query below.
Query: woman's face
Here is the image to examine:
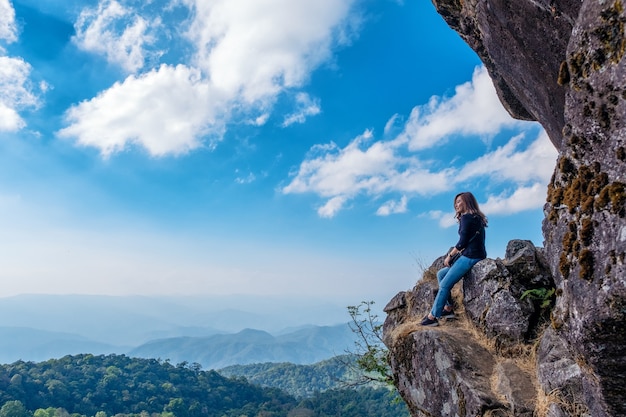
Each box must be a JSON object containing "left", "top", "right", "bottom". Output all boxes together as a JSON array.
[{"left": 455, "top": 196, "right": 465, "bottom": 213}]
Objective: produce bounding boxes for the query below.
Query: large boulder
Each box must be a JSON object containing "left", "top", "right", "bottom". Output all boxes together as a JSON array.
[
  {"left": 462, "top": 259, "right": 535, "bottom": 350},
  {"left": 463, "top": 240, "right": 554, "bottom": 350},
  {"left": 387, "top": 328, "right": 510, "bottom": 417}
]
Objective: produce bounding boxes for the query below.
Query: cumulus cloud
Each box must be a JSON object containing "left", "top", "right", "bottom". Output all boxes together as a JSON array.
[
  {"left": 398, "top": 66, "right": 525, "bottom": 150},
  {"left": 282, "top": 130, "right": 453, "bottom": 216},
  {"left": 283, "top": 130, "right": 451, "bottom": 198},
  {"left": 74, "top": 0, "right": 160, "bottom": 73},
  {"left": 0, "top": 1, "right": 42, "bottom": 132},
  {"left": 58, "top": 64, "right": 223, "bottom": 157},
  {"left": 184, "top": 0, "right": 357, "bottom": 102},
  {"left": 61, "top": 0, "right": 357, "bottom": 157},
  {"left": 0, "top": 103, "right": 22, "bottom": 131},
  {"left": 457, "top": 129, "right": 556, "bottom": 183},
  {"left": 0, "top": 56, "right": 41, "bottom": 131},
  {"left": 0, "top": 0, "right": 17, "bottom": 45},
  {"left": 283, "top": 65, "right": 556, "bottom": 219},
  {"left": 481, "top": 183, "right": 548, "bottom": 215}
]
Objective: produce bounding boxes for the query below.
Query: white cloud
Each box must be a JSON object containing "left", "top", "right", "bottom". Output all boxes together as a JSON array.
[
  {"left": 428, "top": 182, "right": 548, "bottom": 228},
  {"left": 0, "top": 2, "right": 42, "bottom": 131},
  {"left": 282, "top": 92, "right": 321, "bottom": 126},
  {"left": 457, "top": 129, "right": 557, "bottom": 184},
  {"left": 318, "top": 195, "right": 347, "bottom": 218},
  {"left": 398, "top": 66, "right": 525, "bottom": 150},
  {"left": 282, "top": 130, "right": 453, "bottom": 217},
  {"left": 62, "top": 0, "right": 357, "bottom": 157},
  {"left": 0, "top": 56, "right": 40, "bottom": 131},
  {"left": 426, "top": 210, "right": 457, "bottom": 228},
  {"left": 184, "top": 0, "right": 357, "bottom": 102},
  {"left": 58, "top": 64, "right": 224, "bottom": 157},
  {"left": 0, "top": 102, "right": 22, "bottom": 130},
  {"left": 283, "top": 65, "right": 556, "bottom": 219},
  {"left": 377, "top": 195, "right": 407, "bottom": 216},
  {"left": 383, "top": 113, "right": 402, "bottom": 136},
  {"left": 74, "top": 0, "right": 159, "bottom": 72},
  {"left": 284, "top": 130, "right": 402, "bottom": 196},
  {"left": 248, "top": 113, "right": 270, "bottom": 126},
  {"left": 0, "top": 0, "right": 17, "bottom": 45},
  {"left": 481, "top": 183, "right": 548, "bottom": 215}
]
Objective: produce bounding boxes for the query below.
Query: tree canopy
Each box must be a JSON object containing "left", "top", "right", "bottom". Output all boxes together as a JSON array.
[{"left": 0, "top": 354, "right": 408, "bottom": 417}]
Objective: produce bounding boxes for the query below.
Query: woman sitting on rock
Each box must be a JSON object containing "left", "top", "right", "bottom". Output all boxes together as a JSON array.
[{"left": 421, "top": 191, "right": 488, "bottom": 327}]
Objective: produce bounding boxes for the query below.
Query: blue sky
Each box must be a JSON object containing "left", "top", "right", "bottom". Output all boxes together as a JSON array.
[{"left": 0, "top": 0, "right": 557, "bottom": 306}]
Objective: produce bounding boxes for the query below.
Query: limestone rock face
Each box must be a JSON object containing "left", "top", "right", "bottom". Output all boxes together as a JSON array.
[{"left": 385, "top": 1, "right": 626, "bottom": 415}]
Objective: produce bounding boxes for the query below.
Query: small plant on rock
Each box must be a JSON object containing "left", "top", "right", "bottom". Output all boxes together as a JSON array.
[
  {"left": 521, "top": 287, "right": 556, "bottom": 309},
  {"left": 345, "top": 301, "right": 394, "bottom": 387}
]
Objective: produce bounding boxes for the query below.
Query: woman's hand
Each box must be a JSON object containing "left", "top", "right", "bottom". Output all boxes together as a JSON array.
[{"left": 444, "top": 253, "right": 452, "bottom": 267}]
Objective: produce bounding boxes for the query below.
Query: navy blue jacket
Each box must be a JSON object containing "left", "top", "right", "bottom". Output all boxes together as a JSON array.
[{"left": 455, "top": 213, "right": 486, "bottom": 260}]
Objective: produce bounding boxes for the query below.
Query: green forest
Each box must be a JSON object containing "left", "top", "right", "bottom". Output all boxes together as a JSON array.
[
  {"left": 218, "top": 355, "right": 368, "bottom": 399},
  {"left": 0, "top": 354, "right": 408, "bottom": 417}
]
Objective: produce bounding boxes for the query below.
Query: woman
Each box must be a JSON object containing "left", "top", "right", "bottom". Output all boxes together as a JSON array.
[{"left": 421, "top": 192, "right": 488, "bottom": 327}]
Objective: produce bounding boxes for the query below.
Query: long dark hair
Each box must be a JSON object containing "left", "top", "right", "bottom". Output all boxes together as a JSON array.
[{"left": 454, "top": 192, "right": 488, "bottom": 226}]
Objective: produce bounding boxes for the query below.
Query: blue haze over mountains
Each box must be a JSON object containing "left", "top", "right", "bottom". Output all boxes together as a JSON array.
[{"left": 0, "top": 294, "right": 362, "bottom": 368}]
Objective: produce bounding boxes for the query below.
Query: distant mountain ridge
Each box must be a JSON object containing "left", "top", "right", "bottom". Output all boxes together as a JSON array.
[
  {"left": 128, "top": 324, "right": 356, "bottom": 369},
  {"left": 0, "top": 294, "right": 361, "bottom": 367},
  {"left": 0, "top": 323, "right": 357, "bottom": 369},
  {"left": 0, "top": 326, "right": 122, "bottom": 364},
  {"left": 0, "top": 294, "right": 352, "bottom": 345}
]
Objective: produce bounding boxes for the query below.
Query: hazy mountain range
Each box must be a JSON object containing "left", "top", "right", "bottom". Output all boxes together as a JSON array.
[
  {"left": 0, "top": 294, "right": 364, "bottom": 367},
  {"left": 129, "top": 325, "right": 356, "bottom": 369}
]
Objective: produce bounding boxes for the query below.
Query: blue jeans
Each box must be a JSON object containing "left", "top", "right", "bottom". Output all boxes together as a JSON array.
[{"left": 430, "top": 256, "right": 481, "bottom": 318}]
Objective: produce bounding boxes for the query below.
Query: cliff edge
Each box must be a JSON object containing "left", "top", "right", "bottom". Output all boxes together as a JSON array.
[{"left": 382, "top": 1, "right": 626, "bottom": 416}]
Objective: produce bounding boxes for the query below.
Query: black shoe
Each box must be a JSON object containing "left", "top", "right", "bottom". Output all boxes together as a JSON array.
[
  {"left": 441, "top": 309, "right": 455, "bottom": 319},
  {"left": 420, "top": 315, "right": 439, "bottom": 327}
]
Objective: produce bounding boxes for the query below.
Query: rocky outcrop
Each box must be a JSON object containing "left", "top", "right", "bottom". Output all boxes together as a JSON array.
[
  {"left": 384, "top": 1, "right": 626, "bottom": 416},
  {"left": 384, "top": 240, "right": 554, "bottom": 417}
]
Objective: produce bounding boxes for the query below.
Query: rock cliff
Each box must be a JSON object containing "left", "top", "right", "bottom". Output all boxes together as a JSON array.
[{"left": 382, "top": 1, "right": 626, "bottom": 416}]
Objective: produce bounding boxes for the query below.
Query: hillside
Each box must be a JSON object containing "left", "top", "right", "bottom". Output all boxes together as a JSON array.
[
  {"left": 219, "top": 355, "right": 364, "bottom": 398},
  {"left": 0, "top": 354, "right": 409, "bottom": 417}
]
